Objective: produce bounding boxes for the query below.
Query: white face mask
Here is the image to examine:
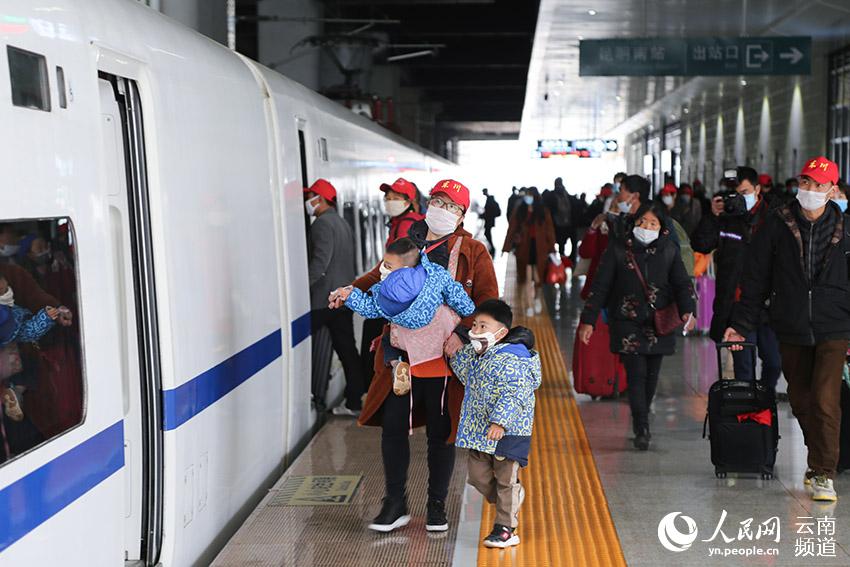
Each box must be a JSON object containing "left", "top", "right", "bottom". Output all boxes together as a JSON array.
[
  {"left": 797, "top": 188, "right": 831, "bottom": 211},
  {"left": 379, "top": 263, "right": 392, "bottom": 281},
  {"left": 425, "top": 205, "right": 461, "bottom": 236},
  {"left": 743, "top": 193, "right": 758, "bottom": 211},
  {"left": 0, "top": 285, "right": 14, "bottom": 307},
  {"left": 469, "top": 328, "right": 505, "bottom": 354},
  {"left": 661, "top": 195, "right": 674, "bottom": 207},
  {"left": 384, "top": 200, "right": 409, "bottom": 218},
  {"left": 0, "top": 244, "right": 19, "bottom": 257},
  {"left": 633, "top": 226, "right": 659, "bottom": 245},
  {"left": 523, "top": 195, "right": 534, "bottom": 205},
  {"left": 617, "top": 199, "right": 632, "bottom": 214},
  {"left": 613, "top": 182, "right": 621, "bottom": 192},
  {"left": 304, "top": 196, "right": 320, "bottom": 216}
]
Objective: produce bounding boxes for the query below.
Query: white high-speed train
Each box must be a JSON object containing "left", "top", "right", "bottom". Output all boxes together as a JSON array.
[{"left": 0, "top": 1, "right": 457, "bottom": 565}]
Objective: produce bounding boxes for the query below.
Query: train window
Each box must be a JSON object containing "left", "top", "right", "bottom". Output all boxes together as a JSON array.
[
  {"left": 0, "top": 218, "right": 85, "bottom": 467},
  {"left": 358, "top": 208, "right": 370, "bottom": 269},
  {"left": 318, "top": 137, "right": 328, "bottom": 162},
  {"left": 7, "top": 46, "right": 51, "bottom": 112},
  {"left": 56, "top": 66, "right": 67, "bottom": 109},
  {"left": 297, "top": 129, "right": 308, "bottom": 188}
]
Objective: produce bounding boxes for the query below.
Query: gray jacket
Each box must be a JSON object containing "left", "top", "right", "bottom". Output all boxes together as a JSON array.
[{"left": 308, "top": 209, "right": 356, "bottom": 309}]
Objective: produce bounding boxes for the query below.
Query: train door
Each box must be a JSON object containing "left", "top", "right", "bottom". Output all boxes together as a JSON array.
[{"left": 98, "top": 74, "right": 163, "bottom": 566}]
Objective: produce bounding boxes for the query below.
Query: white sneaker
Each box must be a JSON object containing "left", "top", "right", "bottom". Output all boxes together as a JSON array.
[
  {"left": 811, "top": 475, "right": 838, "bottom": 502},
  {"left": 803, "top": 469, "right": 814, "bottom": 487},
  {"left": 331, "top": 403, "right": 360, "bottom": 417}
]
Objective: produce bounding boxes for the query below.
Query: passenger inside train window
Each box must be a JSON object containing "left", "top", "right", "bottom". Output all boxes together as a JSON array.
[
  {"left": 0, "top": 218, "right": 82, "bottom": 466},
  {"left": 0, "top": 224, "right": 22, "bottom": 263}
]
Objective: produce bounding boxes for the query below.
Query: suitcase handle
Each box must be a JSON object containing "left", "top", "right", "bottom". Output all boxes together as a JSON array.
[{"left": 715, "top": 342, "right": 757, "bottom": 381}]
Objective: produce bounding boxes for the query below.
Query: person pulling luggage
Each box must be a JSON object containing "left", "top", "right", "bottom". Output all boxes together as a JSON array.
[{"left": 726, "top": 156, "right": 850, "bottom": 502}]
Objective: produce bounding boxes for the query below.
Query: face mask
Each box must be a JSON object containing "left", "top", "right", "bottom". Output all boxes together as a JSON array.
[
  {"left": 304, "top": 197, "right": 320, "bottom": 216},
  {"left": 613, "top": 182, "right": 621, "bottom": 192},
  {"left": 0, "top": 245, "right": 19, "bottom": 257},
  {"left": 833, "top": 199, "right": 848, "bottom": 213},
  {"left": 32, "top": 251, "right": 51, "bottom": 266},
  {"left": 523, "top": 196, "right": 534, "bottom": 205},
  {"left": 425, "top": 205, "right": 460, "bottom": 236},
  {"left": 379, "top": 263, "right": 392, "bottom": 281},
  {"left": 633, "top": 226, "right": 659, "bottom": 245},
  {"left": 661, "top": 195, "right": 674, "bottom": 207},
  {"left": 0, "top": 286, "right": 14, "bottom": 307},
  {"left": 744, "top": 193, "right": 758, "bottom": 211},
  {"left": 383, "top": 200, "right": 409, "bottom": 218},
  {"left": 797, "top": 189, "right": 830, "bottom": 211},
  {"left": 617, "top": 199, "right": 632, "bottom": 214},
  {"left": 469, "top": 329, "right": 505, "bottom": 354}
]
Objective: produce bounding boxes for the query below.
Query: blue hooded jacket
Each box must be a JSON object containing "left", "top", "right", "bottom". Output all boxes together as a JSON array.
[{"left": 345, "top": 252, "right": 475, "bottom": 329}]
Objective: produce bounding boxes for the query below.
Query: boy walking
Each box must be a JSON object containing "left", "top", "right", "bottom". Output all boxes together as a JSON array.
[{"left": 450, "top": 300, "right": 541, "bottom": 548}]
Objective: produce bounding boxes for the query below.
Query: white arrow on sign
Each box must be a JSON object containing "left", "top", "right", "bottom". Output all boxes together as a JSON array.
[
  {"left": 779, "top": 47, "right": 804, "bottom": 65},
  {"left": 745, "top": 45, "right": 770, "bottom": 68}
]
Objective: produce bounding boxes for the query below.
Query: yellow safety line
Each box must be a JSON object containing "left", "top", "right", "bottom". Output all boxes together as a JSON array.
[{"left": 475, "top": 274, "right": 627, "bottom": 567}]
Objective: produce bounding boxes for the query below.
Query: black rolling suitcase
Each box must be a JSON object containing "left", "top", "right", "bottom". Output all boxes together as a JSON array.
[
  {"left": 838, "top": 376, "right": 850, "bottom": 473},
  {"left": 703, "top": 343, "right": 779, "bottom": 479}
]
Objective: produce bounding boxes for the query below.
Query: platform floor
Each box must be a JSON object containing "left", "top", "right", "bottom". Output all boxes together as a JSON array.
[{"left": 213, "top": 260, "right": 850, "bottom": 566}]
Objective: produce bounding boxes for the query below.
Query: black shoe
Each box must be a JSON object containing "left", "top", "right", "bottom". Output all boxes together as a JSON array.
[
  {"left": 425, "top": 498, "right": 448, "bottom": 532},
  {"left": 633, "top": 427, "right": 651, "bottom": 451},
  {"left": 368, "top": 498, "right": 410, "bottom": 533},
  {"left": 483, "top": 524, "right": 520, "bottom": 548}
]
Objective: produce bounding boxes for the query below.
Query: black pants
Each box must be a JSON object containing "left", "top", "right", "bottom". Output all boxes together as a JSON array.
[
  {"left": 621, "top": 354, "right": 664, "bottom": 434},
  {"left": 382, "top": 377, "right": 455, "bottom": 502},
  {"left": 311, "top": 308, "right": 364, "bottom": 410},
  {"left": 555, "top": 225, "right": 578, "bottom": 262},
  {"left": 359, "top": 317, "right": 386, "bottom": 390},
  {"left": 484, "top": 225, "right": 495, "bottom": 256}
]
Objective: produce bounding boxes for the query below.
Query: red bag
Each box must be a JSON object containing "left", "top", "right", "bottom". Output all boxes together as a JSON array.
[
  {"left": 546, "top": 253, "right": 567, "bottom": 285},
  {"left": 572, "top": 314, "right": 627, "bottom": 398}
]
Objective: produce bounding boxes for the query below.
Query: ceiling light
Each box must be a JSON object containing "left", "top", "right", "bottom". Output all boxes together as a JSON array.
[
  {"left": 740, "top": 79, "right": 748, "bottom": 86},
  {"left": 578, "top": 35, "right": 584, "bottom": 40},
  {"left": 615, "top": 95, "right": 622, "bottom": 101},
  {"left": 587, "top": 9, "right": 597, "bottom": 16},
  {"left": 683, "top": 107, "right": 689, "bottom": 114},
  {"left": 557, "top": 80, "right": 564, "bottom": 86}
]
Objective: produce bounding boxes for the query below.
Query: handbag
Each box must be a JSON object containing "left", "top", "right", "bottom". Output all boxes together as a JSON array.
[
  {"left": 545, "top": 253, "right": 567, "bottom": 285},
  {"left": 625, "top": 248, "right": 681, "bottom": 336}
]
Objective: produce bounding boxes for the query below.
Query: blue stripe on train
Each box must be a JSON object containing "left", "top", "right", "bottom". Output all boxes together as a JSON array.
[
  {"left": 162, "top": 329, "right": 283, "bottom": 431},
  {"left": 0, "top": 421, "right": 124, "bottom": 553},
  {"left": 291, "top": 311, "right": 311, "bottom": 347}
]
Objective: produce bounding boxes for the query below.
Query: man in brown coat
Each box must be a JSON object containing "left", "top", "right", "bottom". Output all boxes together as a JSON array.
[{"left": 329, "top": 179, "right": 498, "bottom": 534}]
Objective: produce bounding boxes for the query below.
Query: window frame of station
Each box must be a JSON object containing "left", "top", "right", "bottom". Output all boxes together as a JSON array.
[
  {"left": 828, "top": 44, "right": 850, "bottom": 183},
  {"left": 0, "top": 216, "right": 87, "bottom": 468}
]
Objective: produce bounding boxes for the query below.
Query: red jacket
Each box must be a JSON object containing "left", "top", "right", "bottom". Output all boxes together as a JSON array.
[
  {"left": 386, "top": 210, "right": 425, "bottom": 245},
  {"left": 578, "top": 228, "right": 609, "bottom": 300}
]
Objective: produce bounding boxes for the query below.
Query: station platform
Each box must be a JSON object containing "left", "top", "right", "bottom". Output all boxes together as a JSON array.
[{"left": 213, "top": 260, "right": 850, "bottom": 567}]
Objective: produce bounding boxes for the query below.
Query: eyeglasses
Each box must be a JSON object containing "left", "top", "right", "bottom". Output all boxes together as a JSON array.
[{"left": 428, "top": 197, "right": 464, "bottom": 215}]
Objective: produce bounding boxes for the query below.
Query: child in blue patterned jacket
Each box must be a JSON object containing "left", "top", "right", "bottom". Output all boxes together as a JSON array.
[
  {"left": 450, "top": 299, "right": 541, "bottom": 549},
  {"left": 337, "top": 237, "right": 475, "bottom": 395},
  {"left": 0, "top": 274, "right": 60, "bottom": 421}
]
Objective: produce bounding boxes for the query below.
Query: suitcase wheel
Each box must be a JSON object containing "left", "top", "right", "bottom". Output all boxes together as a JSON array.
[
  {"left": 761, "top": 472, "right": 773, "bottom": 480},
  {"left": 715, "top": 470, "right": 727, "bottom": 479}
]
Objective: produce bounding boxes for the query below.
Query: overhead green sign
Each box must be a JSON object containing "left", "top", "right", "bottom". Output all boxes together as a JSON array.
[{"left": 579, "top": 37, "right": 811, "bottom": 76}]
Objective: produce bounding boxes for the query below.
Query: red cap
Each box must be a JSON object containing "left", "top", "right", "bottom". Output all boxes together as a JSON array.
[
  {"left": 430, "top": 179, "right": 470, "bottom": 210},
  {"left": 599, "top": 185, "right": 613, "bottom": 198},
  {"left": 758, "top": 174, "right": 773, "bottom": 187},
  {"left": 380, "top": 178, "right": 417, "bottom": 201},
  {"left": 304, "top": 179, "right": 337, "bottom": 202},
  {"left": 681, "top": 185, "right": 694, "bottom": 196},
  {"left": 800, "top": 157, "right": 839, "bottom": 185},
  {"left": 661, "top": 183, "right": 677, "bottom": 195}
]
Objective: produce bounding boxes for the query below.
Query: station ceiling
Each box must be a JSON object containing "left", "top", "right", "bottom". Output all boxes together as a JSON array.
[
  {"left": 520, "top": 0, "right": 850, "bottom": 145},
  {"left": 324, "top": 0, "right": 540, "bottom": 123}
]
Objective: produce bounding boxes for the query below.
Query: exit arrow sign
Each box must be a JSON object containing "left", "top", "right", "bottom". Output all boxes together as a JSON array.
[{"left": 580, "top": 36, "right": 811, "bottom": 76}]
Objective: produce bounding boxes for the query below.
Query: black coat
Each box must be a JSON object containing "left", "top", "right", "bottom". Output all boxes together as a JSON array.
[
  {"left": 691, "top": 197, "right": 772, "bottom": 342},
  {"left": 580, "top": 232, "right": 696, "bottom": 355},
  {"left": 732, "top": 202, "right": 850, "bottom": 345}
]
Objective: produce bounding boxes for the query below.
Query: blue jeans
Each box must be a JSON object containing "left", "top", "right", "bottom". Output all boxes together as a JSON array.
[{"left": 731, "top": 324, "right": 781, "bottom": 391}]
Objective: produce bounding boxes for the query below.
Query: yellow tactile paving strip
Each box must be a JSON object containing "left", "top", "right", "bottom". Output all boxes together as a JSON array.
[{"left": 476, "top": 276, "right": 627, "bottom": 567}]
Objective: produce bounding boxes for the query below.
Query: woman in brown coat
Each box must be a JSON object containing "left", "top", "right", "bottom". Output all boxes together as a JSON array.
[
  {"left": 502, "top": 187, "right": 556, "bottom": 285},
  {"left": 328, "top": 179, "right": 498, "bottom": 535}
]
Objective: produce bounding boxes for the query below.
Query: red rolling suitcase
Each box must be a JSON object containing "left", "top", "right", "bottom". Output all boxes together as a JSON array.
[{"left": 572, "top": 313, "right": 627, "bottom": 398}]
